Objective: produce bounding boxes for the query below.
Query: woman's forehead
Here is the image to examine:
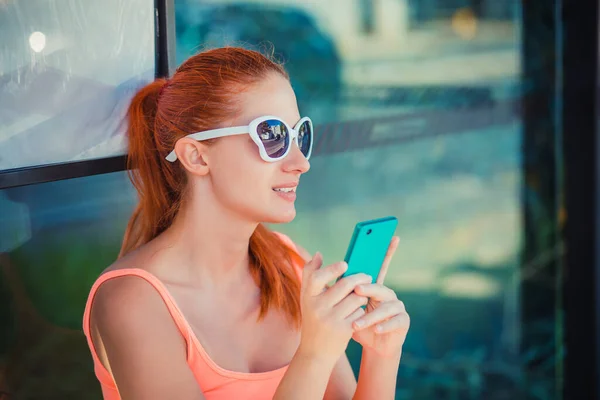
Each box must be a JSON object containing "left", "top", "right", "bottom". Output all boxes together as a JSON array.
[{"left": 234, "top": 75, "right": 300, "bottom": 126}]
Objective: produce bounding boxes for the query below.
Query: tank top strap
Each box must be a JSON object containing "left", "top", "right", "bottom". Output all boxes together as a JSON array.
[{"left": 82, "top": 268, "right": 195, "bottom": 372}]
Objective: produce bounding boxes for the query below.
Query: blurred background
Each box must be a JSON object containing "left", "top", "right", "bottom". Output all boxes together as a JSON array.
[{"left": 0, "top": 0, "right": 596, "bottom": 399}]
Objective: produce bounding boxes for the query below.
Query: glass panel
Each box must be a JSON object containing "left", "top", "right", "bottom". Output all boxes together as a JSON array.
[
  {"left": 0, "top": 171, "right": 136, "bottom": 398},
  {"left": 0, "top": 0, "right": 155, "bottom": 171}
]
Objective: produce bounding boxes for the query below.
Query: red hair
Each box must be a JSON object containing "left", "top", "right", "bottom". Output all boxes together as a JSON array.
[{"left": 120, "top": 47, "right": 304, "bottom": 328}]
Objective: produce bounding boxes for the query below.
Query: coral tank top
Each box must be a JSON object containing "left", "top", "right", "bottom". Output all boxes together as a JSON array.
[{"left": 82, "top": 233, "right": 302, "bottom": 400}]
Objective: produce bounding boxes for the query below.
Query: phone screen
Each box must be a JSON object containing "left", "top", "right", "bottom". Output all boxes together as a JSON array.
[{"left": 341, "top": 216, "right": 398, "bottom": 282}]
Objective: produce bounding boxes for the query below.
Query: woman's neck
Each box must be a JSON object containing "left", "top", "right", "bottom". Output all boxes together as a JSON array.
[{"left": 153, "top": 196, "right": 259, "bottom": 287}]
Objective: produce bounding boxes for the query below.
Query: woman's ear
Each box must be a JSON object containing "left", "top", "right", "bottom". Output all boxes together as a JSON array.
[{"left": 174, "top": 138, "right": 210, "bottom": 176}]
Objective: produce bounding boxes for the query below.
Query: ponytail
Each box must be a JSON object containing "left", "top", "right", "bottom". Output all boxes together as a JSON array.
[{"left": 119, "top": 79, "right": 186, "bottom": 258}]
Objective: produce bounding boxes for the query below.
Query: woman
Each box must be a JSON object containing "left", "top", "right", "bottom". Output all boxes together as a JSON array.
[{"left": 82, "top": 47, "right": 410, "bottom": 400}]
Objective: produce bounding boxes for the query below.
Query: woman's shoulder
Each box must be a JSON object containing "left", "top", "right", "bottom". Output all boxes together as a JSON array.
[
  {"left": 90, "top": 256, "right": 167, "bottom": 322},
  {"left": 88, "top": 246, "right": 171, "bottom": 324},
  {"left": 86, "top": 254, "right": 187, "bottom": 351}
]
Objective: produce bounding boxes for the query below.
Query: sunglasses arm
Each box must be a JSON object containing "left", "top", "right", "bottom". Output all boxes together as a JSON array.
[{"left": 165, "top": 126, "right": 249, "bottom": 162}]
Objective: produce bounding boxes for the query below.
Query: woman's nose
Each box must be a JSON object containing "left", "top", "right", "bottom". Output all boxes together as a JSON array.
[{"left": 283, "top": 142, "right": 310, "bottom": 173}]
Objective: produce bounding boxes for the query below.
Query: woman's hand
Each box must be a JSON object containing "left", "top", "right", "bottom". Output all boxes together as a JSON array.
[
  {"left": 351, "top": 237, "right": 410, "bottom": 359},
  {"left": 297, "top": 253, "right": 372, "bottom": 364}
]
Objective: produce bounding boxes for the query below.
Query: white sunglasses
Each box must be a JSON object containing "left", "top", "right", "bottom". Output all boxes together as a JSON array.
[{"left": 165, "top": 115, "right": 313, "bottom": 163}]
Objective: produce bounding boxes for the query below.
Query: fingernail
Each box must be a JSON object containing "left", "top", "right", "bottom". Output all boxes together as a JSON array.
[
  {"left": 375, "top": 324, "right": 383, "bottom": 333},
  {"left": 354, "top": 320, "right": 365, "bottom": 328}
]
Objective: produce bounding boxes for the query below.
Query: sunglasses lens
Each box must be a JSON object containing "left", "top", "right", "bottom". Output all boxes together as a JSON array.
[
  {"left": 257, "top": 119, "right": 290, "bottom": 159},
  {"left": 298, "top": 120, "right": 312, "bottom": 158}
]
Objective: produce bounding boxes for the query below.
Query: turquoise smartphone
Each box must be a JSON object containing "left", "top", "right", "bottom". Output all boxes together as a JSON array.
[{"left": 341, "top": 216, "right": 398, "bottom": 282}]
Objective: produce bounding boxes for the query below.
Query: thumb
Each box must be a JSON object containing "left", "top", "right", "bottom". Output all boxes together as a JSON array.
[{"left": 303, "top": 251, "right": 323, "bottom": 276}]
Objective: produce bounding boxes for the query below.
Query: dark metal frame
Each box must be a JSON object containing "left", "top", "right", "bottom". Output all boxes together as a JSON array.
[
  {"left": 0, "top": 0, "right": 176, "bottom": 190},
  {"left": 520, "top": 1, "right": 563, "bottom": 397},
  {"left": 562, "top": 0, "right": 599, "bottom": 398}
]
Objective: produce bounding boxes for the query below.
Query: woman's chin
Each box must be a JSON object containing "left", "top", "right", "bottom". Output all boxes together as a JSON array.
[{"left": 264, "top": 208, "right": 297, "bottom": 224}]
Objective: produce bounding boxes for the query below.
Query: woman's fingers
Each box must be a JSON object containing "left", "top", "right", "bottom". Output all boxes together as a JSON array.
[
  {"left": 353, "top": 299, "right": 406, "bottom": 330},
  {"left": 319, "top": 273, "right": 372, "bottom": 306},
  {"left": 313, "top": 262, "right": 349, "bottom": 292},
  {"left": 302, "top": 252, "right": 323, "bottom": 290},
  {"left": 371, "top": 312, "right": 410, "bottom": 334},
  {"left": 376, "top": 236, "right": 400, "bottom": 285},
  {"left": 331, "top": 293, "right": 368, "bottom": 319},
  {"left": 344, "top": 304, "right": 367, "bottom": 323},
  {"left": 304, "top": 257, "right": 347, "bottom": 296},
  {"left": 354, "top": 283, "right": 398, "bottom": 303}
]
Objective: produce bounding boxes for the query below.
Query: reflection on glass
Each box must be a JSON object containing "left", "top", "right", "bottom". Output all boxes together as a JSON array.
[
  {"left": 259, "top": 120, "right": 288, "bottom": 158},
  {"left": 0, "top": 0, "right": 155, "bottom": 171}
]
